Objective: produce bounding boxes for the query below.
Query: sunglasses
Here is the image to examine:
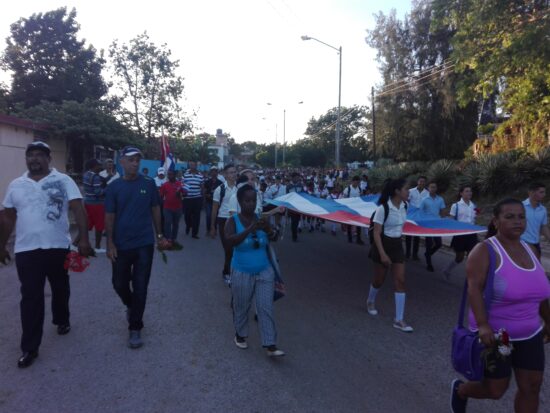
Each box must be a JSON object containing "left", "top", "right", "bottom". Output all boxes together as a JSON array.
[{"left": 251, "top": 232, "right": 260, "bottom": 249}]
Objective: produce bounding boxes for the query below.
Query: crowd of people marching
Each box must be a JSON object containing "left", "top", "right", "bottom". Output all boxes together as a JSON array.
[{"left": 1, "top": 142, "right": 550, "bottom": 413}]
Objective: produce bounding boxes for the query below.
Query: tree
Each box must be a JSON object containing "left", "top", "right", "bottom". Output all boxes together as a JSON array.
[
  {"left": 366, "top": 1, "right": 478, "bottom": 161},
  {"left": 3, "top": 7, "right": 107, "bottom": 108},
  {"left": 109, "top": 32, "right": 191, "bottom": 140},
  {"left": 303, "top": 105, "right": 371, "bottom": 165},
  {"left": 432, "top": 0, "right": 550, "bottom": 151}
]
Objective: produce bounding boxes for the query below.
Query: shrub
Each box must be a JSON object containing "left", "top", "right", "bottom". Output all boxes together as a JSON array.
[
  {"left": 426, "top": 159, "right": 456, "bottom": 193},
  {"left": 476, "top": 152, "right": 526, "bottom": 196}
]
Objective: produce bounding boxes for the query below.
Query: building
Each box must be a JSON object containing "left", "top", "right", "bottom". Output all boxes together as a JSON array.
[
  {"left": 0, "top": 114, "right": 67, "bottom": 200},
  {"left": 208, "top": 128, "right": 230, "bottom": 169}
]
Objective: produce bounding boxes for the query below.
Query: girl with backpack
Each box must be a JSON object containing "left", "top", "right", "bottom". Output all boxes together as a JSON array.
[
  {"left": 366, "top": 178, "right": 413, "bottom": 332},
  {"left": 443, "top": 185, "right": 478, "bottom": 280}
]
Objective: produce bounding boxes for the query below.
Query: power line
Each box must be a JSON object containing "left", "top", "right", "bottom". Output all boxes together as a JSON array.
[
  {"left": 380, "top": 59, "right": 452, "bottom": 91},
  {"left": 305, "top": 107, "right": 358, "bottom": 139},
  {"left": 378, "top": 62, "right": 454, "bottom": 97},
  {"left": 376, "top": 63, "right": 455, "bottom": 98}
]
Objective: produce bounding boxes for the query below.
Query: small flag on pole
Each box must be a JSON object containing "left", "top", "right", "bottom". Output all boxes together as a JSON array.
[{"left": 160, "top": 135, "right": 175, "bottom": 171}]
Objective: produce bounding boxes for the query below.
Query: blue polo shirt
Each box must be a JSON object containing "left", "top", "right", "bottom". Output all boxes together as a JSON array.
[
  {"left": 105, "top": 176, "right": 160, "bottom": 250},
  {"left": 521, "top": 198, "right": 548, "bottom": 244},
  {"left": 420, "top": 195, "right": 446, "bottom": 218}
]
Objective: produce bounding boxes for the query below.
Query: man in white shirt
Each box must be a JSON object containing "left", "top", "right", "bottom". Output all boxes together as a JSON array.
[
  {"left": 210, "top": 164, "right": 238, "bottom": 283},
  {"left": 154, "top": 167, "right": 167, "bottom": 188},
  {"left": 0, "top": 141, "right": 92, "bottom": 368},
  {"left": 99, "top": 158, "right": 120, "bottom": 185},
  {"left": 405, "top": 176, "right": 428, "bottom": 260},
  {"left": 344, "top": 176, "right": 364, "bottom": 245}
]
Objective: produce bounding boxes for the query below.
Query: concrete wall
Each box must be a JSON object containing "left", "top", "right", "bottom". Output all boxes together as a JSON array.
[{"left": 0, "top": 124, "right": 67, "bottom": 201}]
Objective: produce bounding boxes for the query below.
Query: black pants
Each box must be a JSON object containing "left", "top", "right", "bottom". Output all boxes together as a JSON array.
[
  {"left": 347, "top": 226, "right": 362, "bottom": 242},
  {"left": 290, "top": 212, "right": 301, "bottom": 241},
  {"left": 15, "top": 248, "right": 70, "bottom": 352},
  {"left": 424, "top": 237, "right": 442, "bottom": 266},
  {"left": 184, "top": 197, "right": 203, "bottom": 237},
  {"left": 405, "top": 236, "right": 420, "bottom": 258},
  {"left": 111, "top": 245, "right": 154, "bottom": 331},
  {"left": 217, "top": 217, "right": 233, "bottom": 275}
]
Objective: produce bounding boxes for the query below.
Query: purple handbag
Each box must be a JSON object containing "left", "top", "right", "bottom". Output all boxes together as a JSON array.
[{"left": 451, "top": 241, "right": 496, "bottom": 381}]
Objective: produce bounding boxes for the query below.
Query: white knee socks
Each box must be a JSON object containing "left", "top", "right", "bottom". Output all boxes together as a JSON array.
[
  {"left": 368, "top": 285, "right": 379, "bottom": 303},
  {"left": 395, "top": 292, "right": 406, "bottom": 321}
]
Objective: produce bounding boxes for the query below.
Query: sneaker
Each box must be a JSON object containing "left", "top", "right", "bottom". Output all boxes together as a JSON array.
[
  {"left": 57, "top": 324, "right": 71, "bottom": 335},
  {"left": 367, "top": 301, "right": 378, "bottom": 316},
  {"left": 266, "top": 346, "right": 285, "bottom": 357},
  {"left": 128, "top": 330, "right": 143, "bottom": 349},
  {"left": 450, "top": 379, "right": 467, "bottom": 413},
  {"left": 223, "top": 273, "right": 231, "bottom": 287},
  {"left": 94, "top": 248, "right": 106, "bottom": 254},
  {"left": 234, "top": 335, "right": 248, "bottom": 349},
  {"left": 393, "top": 319, "right": 414, "bottom": 332}
]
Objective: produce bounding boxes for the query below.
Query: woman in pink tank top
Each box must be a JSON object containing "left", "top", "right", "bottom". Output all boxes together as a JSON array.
[{"left": 450, "top": 198, "right": 550, "bottom": 413}]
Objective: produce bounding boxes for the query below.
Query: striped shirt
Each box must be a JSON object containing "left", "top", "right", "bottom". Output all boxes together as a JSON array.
[
  {"left": 83, "top": 171, "right": 105, "bottom": 204},
  {"left": 183, "top": 171, "right": 204, "bottom": 198}
]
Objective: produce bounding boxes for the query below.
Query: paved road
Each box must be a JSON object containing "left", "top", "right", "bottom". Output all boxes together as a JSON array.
[{"left": 0, "top": 221, "right": 549, "bottom": 413}]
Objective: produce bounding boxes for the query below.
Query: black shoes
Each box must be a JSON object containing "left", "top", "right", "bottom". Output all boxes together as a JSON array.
[
  {"left": 57, "top": 324, "right": 71, "bottom": 335},
  {"left": 450, "top": 379, "right": 467, "bottom": 412},
  {"left": 192, "top": 235, "right": 200, "bottom": 239},
  {"left": 357, "top": 239, "right": 365, "bottom": 245},
  {"left": 17, "top": 351, "right": 38, "bottom": 368}
]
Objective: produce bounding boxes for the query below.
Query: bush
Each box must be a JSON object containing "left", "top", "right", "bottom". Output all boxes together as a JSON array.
[
  {"left": 426, "top": 159, "right": 456, "bottom": 193},
  {"left": 475, "top": 152, "right": 526, "bottom": 196}
]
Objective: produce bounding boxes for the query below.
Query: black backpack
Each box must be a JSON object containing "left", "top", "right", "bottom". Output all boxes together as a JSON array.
[{"left": 368, "top": 202, "right": 408, "bottom": 244}]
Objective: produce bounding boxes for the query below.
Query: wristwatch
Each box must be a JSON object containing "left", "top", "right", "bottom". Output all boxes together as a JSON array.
[{"left": 157, "top": 234, "right": 163, "bottom": 240}]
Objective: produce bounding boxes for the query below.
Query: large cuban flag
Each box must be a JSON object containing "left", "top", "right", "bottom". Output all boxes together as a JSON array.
[
  {"left": 160, "top": 135, "right": 175, "bottom": 172},
  {"left": 268, "top": 193, "right": 486, "bottom": 237}
]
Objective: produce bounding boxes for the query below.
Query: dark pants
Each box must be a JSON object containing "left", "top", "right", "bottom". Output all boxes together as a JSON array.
[
  {"left": 15, "top": 248, "right": 70, "bottom": 352},
  {"left": 163, "top": 208, "right": 182, "bottom": 241},
  {"left": 405, "top": 236, "right": 420, "bottom": 258},
  {"left": 424, "top": 237, "right": 442, "bottom": 266},
  {"left": 347, "top": 226, "right": 362, "bottom": 242},
  {"left": 205, "top": 201, "right": 214, "bottom": 233},
  {"left": 217, "top": 217, "right": 233, "bottom": 275},
  {"left": 111, "top": 245, "right": 154, "bottom": 331},
  {"left": 184, "top": 197, "right": 203, "bottom": 237},
  {"left": 290, "top": 212, "right": 300, "bottom": 241}
]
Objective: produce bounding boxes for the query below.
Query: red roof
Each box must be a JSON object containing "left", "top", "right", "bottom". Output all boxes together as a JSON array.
[{"left": 0, "top": 113, "right": 49, "bottom": 132}]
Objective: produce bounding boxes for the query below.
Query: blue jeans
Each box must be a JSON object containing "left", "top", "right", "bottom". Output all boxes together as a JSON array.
[
  {"left": 111, "top": 245, "right": 154, "bottom": 330},
  {"left": 205, "top": 201, "right": 213, "bottom": 232},
  {"left": 163, "top": 208, "right": 182, "bottom": 241}
]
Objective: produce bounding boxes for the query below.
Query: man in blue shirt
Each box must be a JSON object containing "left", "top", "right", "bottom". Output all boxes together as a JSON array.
[
  {"left": 521, "top": 182, "right": 550, "bottom": 260},
  {"left": 420, "top": 181, "right": 446, "bottom": 272},
  {"left": 105, "top": 146, "right": 165, "bottom": 349}
]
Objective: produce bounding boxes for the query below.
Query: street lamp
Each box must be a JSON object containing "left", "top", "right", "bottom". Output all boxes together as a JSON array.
[
  {"left": 267, "top": 101, "right": 303, "bottom": 166},
  {"left": 301, "top": 35, "right": 342, "bottom": 168}
]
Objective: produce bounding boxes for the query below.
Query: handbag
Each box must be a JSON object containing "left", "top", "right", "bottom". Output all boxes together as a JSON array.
[
  {"left": 451, "top": 241, "right": 496, "bottom": 381},
  {"left": 267, "top": 243, "right": 286, "bottom": 301}
]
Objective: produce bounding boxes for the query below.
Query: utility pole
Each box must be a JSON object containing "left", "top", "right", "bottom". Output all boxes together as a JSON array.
[
  {"left": 371, "top": 86, "right": 376, "bottom": 161},
  {"left": 274, "top": 123, "right": 278, "bottom": 168},
  {"left": 283, "top": 109, "right": 286, "bottom": 165}
]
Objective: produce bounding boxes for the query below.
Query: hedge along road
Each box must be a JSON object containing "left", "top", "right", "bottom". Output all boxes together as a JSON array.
[{"left": 0, "top": 226, "right": 549, "bottom": 412}]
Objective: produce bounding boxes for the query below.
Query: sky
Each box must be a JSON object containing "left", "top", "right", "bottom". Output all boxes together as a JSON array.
[{"left": 0, "top": 0, "right": 411, "bottom": 144}]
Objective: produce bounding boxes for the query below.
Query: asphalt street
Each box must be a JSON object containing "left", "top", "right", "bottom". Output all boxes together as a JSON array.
[{"left": 0, "top": 219, "right": 549, "bottom": 413}]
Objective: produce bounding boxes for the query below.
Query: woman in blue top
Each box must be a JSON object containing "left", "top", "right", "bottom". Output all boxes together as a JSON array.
[{"left": 224, "top": 184, "right": 284, "bottom": 357}]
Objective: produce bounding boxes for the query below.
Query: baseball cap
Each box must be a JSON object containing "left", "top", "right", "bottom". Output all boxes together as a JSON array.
[
  {"left": 26, "top": 141, "right": 51, "bottom": 156},
  {"left": 120, "top": 146, "right": 143, "bottom": 158},
  {"left": 157, "top": 167, "right": 165, "bottom": 175},
  {"left": 210, "top": 165, "right": 218, "bottom": 171}
]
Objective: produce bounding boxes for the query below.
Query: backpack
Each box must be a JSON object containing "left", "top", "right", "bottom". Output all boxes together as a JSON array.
[
  {"left": 215, "top": 184, "right": 227, "bottom": 218},
  {"left": 368, "top": 202, "right": 408, "bottom": 244},
  {"left": 346, "top": 186, "right": 352, "bottom": 198}
]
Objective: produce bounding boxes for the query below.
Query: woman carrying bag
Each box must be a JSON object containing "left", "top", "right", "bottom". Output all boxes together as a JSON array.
[
  {"left": 224, "top": 184, "right": 285, "bottom": 357},
  {"left": 450, "top": 198, "right": 550, "bottom": 413}
]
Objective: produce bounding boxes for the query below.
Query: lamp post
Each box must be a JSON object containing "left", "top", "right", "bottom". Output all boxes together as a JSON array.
[
  {"left": 267, "top": 101, "right": 303, "bottom": 167},
  {"left": 301, "top": 35, "right": 342, "bottom": 168}
]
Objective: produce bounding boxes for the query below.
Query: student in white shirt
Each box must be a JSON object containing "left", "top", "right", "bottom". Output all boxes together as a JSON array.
[
  {"left": 0, "top": 141, "right": 93, "bottom": 368},
  {"left": 367, "top": 178, "right": 414, "bottom": 332},
  {"left": 210, "top": 164, "right": 238, "bottom": 283},
  {"left": 405, "top": 176, "right": 428, "bottom": 260},
  {"left": 99, "top": 158, "right": 120, "bottom": 185},
  {"left": 344, "top": 176, "right": 364, "bottom": 245},
  {"left": 443, "top": 185, "right": 478, "bottom": 280}
]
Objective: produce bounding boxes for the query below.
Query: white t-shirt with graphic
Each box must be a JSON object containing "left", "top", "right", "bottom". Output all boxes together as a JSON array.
[{"left": 3, "top": 169, "right": 82, "bottom": 253}]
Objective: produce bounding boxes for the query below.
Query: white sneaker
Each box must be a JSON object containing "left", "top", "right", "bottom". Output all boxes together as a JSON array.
[
  {"left": 266, "top": 347, "right": 285, "bottom": 357},
  {"left": 94, "top": 248, "right": 106, "bottom": 254},
  {"left": 367, "top": 301, "right": 378, "bottom": 316},
  {"left": 234, "top": 335, "right": 248, "bottom": 349},
  {"left": 393, "top": 319, "right": 414, "bottom": 333}
]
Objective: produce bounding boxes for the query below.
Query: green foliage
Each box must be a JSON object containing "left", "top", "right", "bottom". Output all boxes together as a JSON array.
[
  {"left": 13, "top": 99, "right": 139, "bottom": 147},
  {"left": 109, "top": 32, "right": 191, "bottom": 140},
  {"left": 426, "top": 159, "right": 456, "bottom": 193},
  {"left": 3, "top": 7, "right": 107, "bottom": 107},
  {"left": 366, "top": 2, "right": 478, "bottom": 161},
  {"left": 475, "top": 151, "right": 526, "bottom": 196},
  {"left": 434, "top": 0, "right": 550, "bottom": 151}
]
